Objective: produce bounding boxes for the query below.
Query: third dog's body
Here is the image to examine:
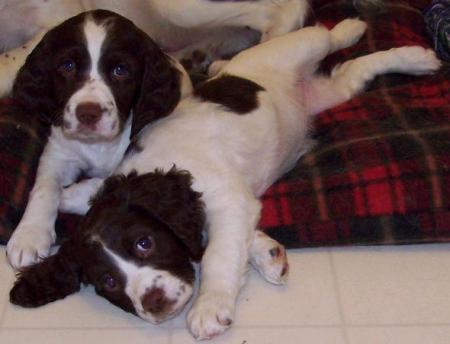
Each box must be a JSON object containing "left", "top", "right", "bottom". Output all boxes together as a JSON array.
[{"left": 0, "top": 0, "right": 307, "bottom": 97}]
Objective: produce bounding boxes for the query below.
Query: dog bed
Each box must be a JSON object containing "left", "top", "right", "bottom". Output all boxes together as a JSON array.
[{"left": 0, "top": 0, "right": 449, "bottom": 248}]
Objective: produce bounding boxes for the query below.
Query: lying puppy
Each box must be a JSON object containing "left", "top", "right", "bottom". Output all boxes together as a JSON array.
[
  {"left": 10, "top": 19, "right": 441, "bottom": 340},
  {"left": 0, "top": 0, "right": 307, "bottom": 97}
]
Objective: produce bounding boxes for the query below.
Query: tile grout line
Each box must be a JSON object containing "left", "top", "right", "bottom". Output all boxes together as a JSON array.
[
  {"left": 0, "top": 292, "right": 10, "bottom": 330},
  {"left": 4, "top": 323, "right": 450, "bottom": 332},
  {"left": 0, "top": 249, "right": 15, "bottom": 332},
  {"left": 0, "top": 325, "right": 173, "bottom": 331},
  {"left": 327, "top": 248, "right": 350, "bottom": 344},
  {"left": 170, "top": 323, "right": 450, "bottom": 330},
  {"left": 170, "top": 324, "right": 346, "bottom": 330},
  {"left": 167, "top": 318, "right": 174, "bottom": 344},
  {"left": 345, "top": 323, "right": 450, "bottom": 328}
]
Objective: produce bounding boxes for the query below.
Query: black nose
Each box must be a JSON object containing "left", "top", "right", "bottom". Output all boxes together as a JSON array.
[
  {"left": 141, "top": 288, "right": 170, "bottom": 315},
  {"left": 75, "top": 102, "right": 103, "bottom": 126}
]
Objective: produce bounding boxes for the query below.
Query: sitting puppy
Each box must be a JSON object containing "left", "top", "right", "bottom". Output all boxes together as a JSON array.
[
  {"left": 5, "top": 9, "right": 194, "bottom": 269},
  {"left": 10, "top": 19, "right": 441, "bottom": 339}
]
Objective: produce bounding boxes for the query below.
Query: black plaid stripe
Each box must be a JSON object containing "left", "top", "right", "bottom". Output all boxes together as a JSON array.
[
  {"left": 0, "top": 102, "right": 51, "bottom": 244},
  {"left": 265, "top": 211, "right": 450, "bottom": 249}
]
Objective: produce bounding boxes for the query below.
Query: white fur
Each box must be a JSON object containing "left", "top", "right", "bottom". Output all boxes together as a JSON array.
[
  {"left": 6, "top": 18, "right": 138, "bottom": 269},
  {"left": 61, "top": 19, "right": 121, "bottom": 141},
  {"left": 5, "top": 1, "right": 306, "bottom": 270},
  {"left": 6, "top": 118, "right": 132, "bottom": 269},
  {"left": 101, "top": 244, "right": 193, "bottom": 324},
  {"left": 0, "top": 0, "right": 307, "bottom": 98},
  {"left": 59, "top": 19, "right": 441, "bottom": 339},
  {"left": 250, "top": 230, "right": 289, "bottom": 285},
  {"left": 84, "top": 20, "right": 106, "bottom": 79}
]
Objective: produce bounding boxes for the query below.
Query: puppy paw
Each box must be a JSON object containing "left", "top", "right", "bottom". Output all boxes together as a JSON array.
[
  {"left": 60, "top": 184, "right": 85, "bottom": 214},
  {"left": 330, "top": 18, "right": 367, "bottom": 51},
  {"left": 392, "top": 46, "right": 442, "bottom": 75},
  {"left": 250, "top": 231, "right": 289, "bottom": 285},
  {"left": 59, "top": 178, "right": 103, "bottom": 215},
  {"left": 187, "top": 291, "right": 235, "bottom": 340},
  {"left": 6, "top": 224, "right": 55, "bottom": 269}
]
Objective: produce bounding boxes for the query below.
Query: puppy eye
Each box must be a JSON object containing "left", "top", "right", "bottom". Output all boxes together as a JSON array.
[
  {"left": 58, "top": 59, "right": 76, "bottom": 75},
  {"left": 135, "top": 236, "right": 153, "bottom": 258},
  {"left": 112, "top": 64, "right": 130, "bottom": 78},
  {"left": 103, "top": 274, "right": 117, "bottom": 291}
]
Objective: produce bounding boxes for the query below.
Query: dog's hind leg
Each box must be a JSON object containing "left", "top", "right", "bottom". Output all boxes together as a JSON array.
[
  {"left": 306, "top": 46, "right": 442, "bottom": 115},
  {"left": 222, "top": 19, "right": 367, "bottom": 86},
  {"left": 250, "top": 230, "right": 289, "bottom": 285},
  {"left": 328, "top": 18, "right": 368, "bottom": 54}
]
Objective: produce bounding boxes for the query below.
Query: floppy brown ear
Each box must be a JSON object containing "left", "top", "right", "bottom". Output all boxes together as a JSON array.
[
  {"left": 9, "top": 240, "right": 82, "bottom": 308},
  {"left": 131, "top": 41, "right": 183, "bottom": 139},
  {"left": 12, "top": 34, "right": 57, "bottom": 125},
  {"left": 125, "top": 169, "right": 206, "bottom": 261}
]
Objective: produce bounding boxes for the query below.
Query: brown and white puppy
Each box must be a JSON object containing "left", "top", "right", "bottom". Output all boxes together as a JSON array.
[
  {"left": 6, "top": 9, "right": 192, "bottom": 269},
  {"left": 10, "top": 18, "right": 440, "bottom": 340},
  {"left": 10, "top": 169, "right": 288, "bottom": 324},
  {"left": 10, "top": 170, "right": 206, "bottom": 323},
  {"left": 6, "top": 1, "right": 309, "bottom": 270}
]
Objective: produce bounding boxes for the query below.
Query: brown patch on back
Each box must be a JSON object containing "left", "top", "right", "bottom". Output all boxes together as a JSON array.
[{"left": 194, "top": 74, "right": 265, "bottom": 114}]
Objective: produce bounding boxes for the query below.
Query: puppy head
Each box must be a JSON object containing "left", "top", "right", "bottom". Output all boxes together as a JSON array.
[
  {"left": 10, "top": 169, "right": 205, "bottom": 324},
  {"left": 13, "top": 10, "right": 187, "bottom": 142}
]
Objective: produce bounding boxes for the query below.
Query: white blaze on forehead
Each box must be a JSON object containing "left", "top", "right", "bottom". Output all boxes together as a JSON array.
[
  {"left": 83, "top": 18, "right": 107, "bottom": 79},
  {"left": 100, "top": 243, "right": 193, "bottom": 323},
  {"left": 62, "top": 16, "right": 120, "bottom": 141}
]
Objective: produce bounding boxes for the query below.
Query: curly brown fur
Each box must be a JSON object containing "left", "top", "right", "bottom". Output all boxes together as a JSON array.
[
  {"left": 10, "top": 241, "right": 82, "bottom": 307},
  {"left": 9, "top": 168, "right": 205, "bottom": 312}
]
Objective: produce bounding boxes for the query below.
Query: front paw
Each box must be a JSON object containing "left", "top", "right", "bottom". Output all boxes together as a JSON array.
[
  {"left": 6, "top": 224, "right": 55, "bottom": 269},
  {"left": 250, "top": 232, "right": 289, "bottom": 285},
  {"left": 187, "top": 291, "right": 236, "bottom": 340},
  {"left": 59, "top": 184, "right": 89, "bottom": 214}
]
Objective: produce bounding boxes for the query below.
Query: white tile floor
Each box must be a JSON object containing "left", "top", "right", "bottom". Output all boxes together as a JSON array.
[{"left": 1, "top": 243, "right": 450, "bottom": 344}]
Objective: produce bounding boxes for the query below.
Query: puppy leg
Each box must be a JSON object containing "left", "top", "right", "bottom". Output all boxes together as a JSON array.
[
  {"left": 223, "top": 19, "right": 367, "bottom": 86},
  {"left": 202, "top": 19, "right": 365, "bottom": 79},
  {"left": 6, "top": 143, "right": 80, "bottom": 269},
  {"left": 187, "top": 188, "right": 261, "bottom": 340},
  {"left": 59, "top": 178, "right": 105, "bottom": 215},
  {"left": 328, "top": 18, "right": 368, "bottom": 53},
  {"left": 0, "top": 30, "right": 45, "bottom": 97},
  {"left": 250, "top": 230, "right": 289, "bottom": 285},
  {"left": 307, "top": 46, "right": 442, "bottom": 115}
]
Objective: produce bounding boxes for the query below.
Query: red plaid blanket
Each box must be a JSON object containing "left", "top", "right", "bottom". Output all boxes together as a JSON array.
[{"left": 0, "top": 0, "right": 449, "bottom": 248}]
